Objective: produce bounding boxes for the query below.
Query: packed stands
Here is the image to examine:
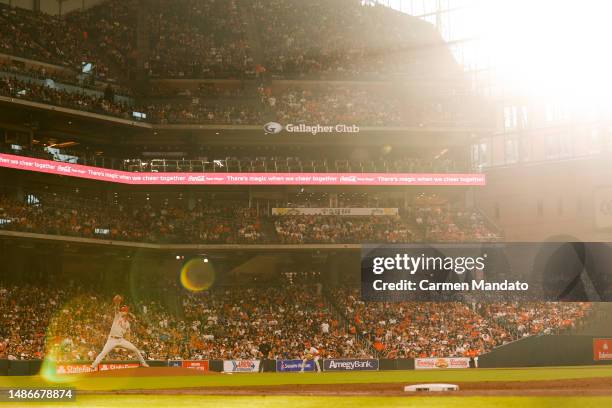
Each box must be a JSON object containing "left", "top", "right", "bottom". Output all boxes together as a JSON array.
[
  {"left": 261, "top": 85, "right": 405, "bottom": 126},
  {"left": 0, "top": 192, "right": 499, "bottom": 244},
  {"left": 145, "top": 101, "right": 262, "bottom": 125},
  {"left": 0, "top": 0, "right": 471, "bottom": 129},
  {"left": 0, "top": 0, "right": 519, "bottom": 368},
  {"left": 0, "top": 0, "right": 456, "bottom": 80},
  {"left": 0, "top": 194, "right": 267, "bottom": 244},
  {"left": 0, "top": 61, "right": 131, "bottom": 95},
  {"left": 251, "top": 0, "right": 452, "bottom": 78},
  {"left": 0, "top": 285, "right": 366, "bottom": 361},
  {"left": 0, "top": 1, "right": 134, "bottom": 82},
  {"left": 0, "top": 76, "right": 133, "bottom": 118},
  {"left": 0, "top": 283, "right": 592, "bottom": 361},
  {"left": 147, "top": 0, "right": 253, "bottom": 79},
  {"left": 416, "top": 206, "right": 500, "bottom": 242},
  {"left": 478, "top": 302, "right": 592, "bottom": 340},
  {"left": 273, "top": 215, "right": 414, "bottom": 244},
  {"left": 332, "top": 288, "right": 592, "bottom": 358},
  {"left": 0, "top": 73, "right": 468, "bottom": 127}
]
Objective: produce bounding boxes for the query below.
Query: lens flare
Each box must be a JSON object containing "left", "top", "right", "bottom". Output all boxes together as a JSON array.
[
  {"left": 180, "top": 258, "right": 216, "bottom": 292},
  {"left": 40, "top": 294, "right": 104, "bottom": 383}
]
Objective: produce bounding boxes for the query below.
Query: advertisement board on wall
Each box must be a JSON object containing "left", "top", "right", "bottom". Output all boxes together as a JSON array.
[
  {"left": 223, "top": 360, "right": 260, "bottom": 373},
  {"left": 55, "top": 364, "right": 96, "bottom": 374},
  {"left": 276, "top": 359, "right": 314, "bottom": 372},
  {"left": 322, "top": 359, "right": 378, "bottom": 371},
  {"left": 0, "top": 153, "right": 486, "bottom": 187},
  {"left": 272, "top": 208, "right": 399, "bottom": 216},
  {"left": 414, "top": 357, "right": 470, "bottom": 370},
  {"left": 168, "top": 360, "right": 210, "bottom": 371},
  {"left": 55, "top": 362, "right": 139, "bottom": 374},
  {"left": 99, "top": 363, "right": 140, "bottom": 371},
  {"left": 594, "top": 339, "right": 612, "bottom": 361},
  {"left": 181, "top": 360, "right": 210, "bottom": 371}
]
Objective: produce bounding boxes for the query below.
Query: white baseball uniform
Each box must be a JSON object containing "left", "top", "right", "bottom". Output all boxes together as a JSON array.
[
  {"left": 301, "top": 346, "right": 321, "bottom": 372},
  {"left": 91, "top": 312, "right": 147, "bottom": 369}
]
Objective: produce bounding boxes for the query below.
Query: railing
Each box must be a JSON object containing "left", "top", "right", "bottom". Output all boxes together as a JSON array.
[
  {"left": 474, "top": 206, "right": 504, "bottom": 240},
  {"left": 2, "top": 145, "right": 468, "bottom": 174},
  {"left": 322, "top": 287, "right": 379, "bottom": 358}
]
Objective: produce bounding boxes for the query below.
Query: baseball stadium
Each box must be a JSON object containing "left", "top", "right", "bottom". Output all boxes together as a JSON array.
[{"left": 1, "top": 0, "right": 612, "bottom": 407}]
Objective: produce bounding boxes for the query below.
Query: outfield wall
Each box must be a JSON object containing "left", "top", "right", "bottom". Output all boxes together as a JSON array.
[
  {"left": 479, "top": 335, "right": 612, "bottom": 368},
  {"left": 2, "top": 337, "right": 611, "bottom": 375},
  {"left": 0, "top": 359, "right": 381, "bottom": 376}
]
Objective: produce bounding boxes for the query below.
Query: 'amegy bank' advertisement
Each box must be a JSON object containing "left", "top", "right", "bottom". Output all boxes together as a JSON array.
[
  {"left": 323, "top": 359, "right": 379, "bottom": 371},
  {"left": 0, "top": 153, "right": 486, "bottom": 187}
]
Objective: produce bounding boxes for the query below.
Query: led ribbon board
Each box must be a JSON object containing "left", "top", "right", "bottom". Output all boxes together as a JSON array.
[{"left": 0, "top": 154, "right": 486, "bottom": 186}]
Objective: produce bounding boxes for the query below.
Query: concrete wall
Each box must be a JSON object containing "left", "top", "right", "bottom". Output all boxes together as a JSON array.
[
  {"left": 0, "top": 0, "right": 34, "bottom": 11},
  {"left": 476, "top": 156, "right": 612, "bottom": 242},
  {"left": 0, "top": 0, "right": 105, "bottom": 15},
  {"left": 479, "top": 335, "right": 612, "bottom": 368}
]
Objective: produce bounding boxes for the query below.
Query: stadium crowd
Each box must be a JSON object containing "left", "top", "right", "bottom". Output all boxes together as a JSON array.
[
  {"left": 0, "top": 192, "right": 499, "bottom": 244},
  {"left": 0, "top": 61, "right": 127, "bottom": 94},
  {"left": 416, "top": 207, "right": 501, "bottom": 242},
  {"left": 0, "top": 0, "right": 475, "bottom": 128},
  {"left": 274, "top": 215, "right": 414, "bottom": 244},
  {"left": 0, "top": 71, "right": 464, "bottom": 127},
  {"left": 0, "top": 194, "right": 266, "bottom": 244},
  {"left": 260, "top": 85, "right": 404, "bottom": 126},
  {"left": 0, "top": 283, "right": 592, "bottom": 362},
  {"left": 0, "top": 1, "right": 134, "bottom": 82},
  {"left": 0, "top": 0, "right": 453, "bottom": 80},
  {"left": 251, "top": 0, "right": 447, "bottom": 78},
  {"left": 0, "top": 0, "right": 592, "bottom": 372},
  {"left": 147, "top": 0, "right": 253, "bottom": 79},
  {"left": 478, "top": 302, "right": 591, "bottom": 339},
  {"left": 332, "top": 288, "right": 592, "bottom": 358},
  {"left": 0, "top": 76, "right": 133, "bottom": 118},
  {"left": 144, "top": 101, "right": 262, "bottom": 125},
  {"left": 0, "top": 71, "right": 466, "bottom": 127},
  {"left": 0, "top": 285, "right": 367, "bottom": 361}
]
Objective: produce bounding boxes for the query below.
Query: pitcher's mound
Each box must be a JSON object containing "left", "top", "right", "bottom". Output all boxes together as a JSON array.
[{"left": 83, "top": 367, "right": 219, "bottom": 377}]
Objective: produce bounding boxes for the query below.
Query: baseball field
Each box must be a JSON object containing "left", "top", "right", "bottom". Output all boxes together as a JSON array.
[{"left": 1, "top": 365, "right": 612, "bottom": 407}]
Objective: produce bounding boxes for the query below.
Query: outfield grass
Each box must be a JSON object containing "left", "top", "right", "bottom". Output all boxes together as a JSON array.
[
  {"left": 1, "top": 395, "right": 612, "bottom": 408},
  {"left": 0, "top": 366, "right": 611, "bottom": 391}
]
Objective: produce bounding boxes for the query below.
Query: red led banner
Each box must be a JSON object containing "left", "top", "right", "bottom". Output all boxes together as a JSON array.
[{"left": 0, "top": 153, "right": 485, "bottom": 186}]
